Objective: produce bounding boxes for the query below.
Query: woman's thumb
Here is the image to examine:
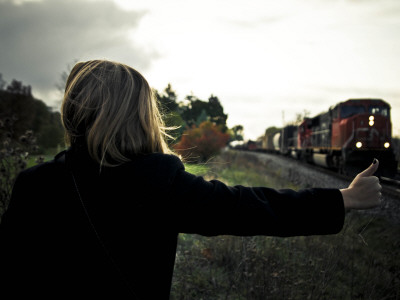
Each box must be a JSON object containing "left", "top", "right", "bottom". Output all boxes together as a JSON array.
[{"left": 358, "top": 159, "right": 379, "bottom": 178}]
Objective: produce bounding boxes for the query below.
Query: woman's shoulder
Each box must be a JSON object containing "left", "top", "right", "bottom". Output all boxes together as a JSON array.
[
  {"left": 141, "top": 152, "right": 183, "bottom": 166},
  {"left": 122, "top": 152, "right": 184, "bottom": 176},
  {"left": 17, "top": 151, "right": 185, "bottom": 182},
  {"left": 103, "top": 153, "right": 185, "bottom": 190},
  {"left": 16, "top": 153, "right": 66, "bottom": 181}
]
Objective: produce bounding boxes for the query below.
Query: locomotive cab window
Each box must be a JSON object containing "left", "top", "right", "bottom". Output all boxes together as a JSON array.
[
  {"left": 340, "top": 105, "right": 365, "bottom": 118},
  {"left": 369, "top": 105, "right": 389, "bottom": 117}
]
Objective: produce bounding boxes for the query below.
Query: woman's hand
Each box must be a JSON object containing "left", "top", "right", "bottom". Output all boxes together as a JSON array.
[{"left": 340, "top": 159, "right": 382, "bottom": 210}]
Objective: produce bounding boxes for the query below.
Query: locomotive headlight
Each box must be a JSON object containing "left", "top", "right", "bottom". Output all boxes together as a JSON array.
[
  {"left": 369, "top": 116, "right": 374, "bottom": 126},
  {"left": 384, "top": 142, "right": 390, "bottom": 148},
  {"left": 356, "top": 142, "right": 363, "bottom": 148}
]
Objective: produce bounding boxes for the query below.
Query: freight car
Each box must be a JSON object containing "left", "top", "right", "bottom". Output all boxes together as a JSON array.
[
  {"left": 260, "top": 126, "right": 298, "bottom": 155},
  {"left": 260, "top": 127, "right": 281, "bottom": 153},
  {"left": 261, "top": 99, "right": 397, "bottom": 177}
]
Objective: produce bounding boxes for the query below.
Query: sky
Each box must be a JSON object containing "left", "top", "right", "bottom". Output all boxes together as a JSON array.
[{"left": 0, "top": 0, "right": 399, "bottom": 139}]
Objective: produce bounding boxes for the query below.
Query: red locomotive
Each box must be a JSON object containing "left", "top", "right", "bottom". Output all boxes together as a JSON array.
[{"left": 261, "top": 98, "right": 397, "bottom": 177}]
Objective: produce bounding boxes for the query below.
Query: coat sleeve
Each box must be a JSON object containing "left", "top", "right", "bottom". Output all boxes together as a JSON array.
[{"left": 168, "top": 164, "right": 345, "bottom": 237}]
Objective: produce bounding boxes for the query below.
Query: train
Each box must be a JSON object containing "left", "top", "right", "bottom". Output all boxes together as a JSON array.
[{"left": 255, "top": 98, "right": 397, "bottom": 177}]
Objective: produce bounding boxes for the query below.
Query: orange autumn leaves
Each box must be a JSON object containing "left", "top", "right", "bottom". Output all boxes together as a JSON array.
[{"left": 174, "top": 121, "right": 230, "bottom": 163}]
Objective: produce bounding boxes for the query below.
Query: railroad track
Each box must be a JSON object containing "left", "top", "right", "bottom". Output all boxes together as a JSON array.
[
  {"left": 306, "top": 162, "right": 400, "bottom": 199},
  {"left": 252, "top": 150, "right": 400, "bottom": 200},
  {"left": 381, "top": 176, "right": 400, "bottom": 198},
  {"left": 302, "top": 161, "right": 399, "bottom": 199}
]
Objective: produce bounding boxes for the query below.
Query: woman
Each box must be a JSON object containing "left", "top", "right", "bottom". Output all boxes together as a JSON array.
[{"left": 0, "top": 60, "right": 381, "bottom": 299}]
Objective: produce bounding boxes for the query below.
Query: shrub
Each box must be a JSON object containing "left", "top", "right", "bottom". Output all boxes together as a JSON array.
[
  {"left": 0, "top": 117, "right": 41, "bottom": 221},
  {"left": 174, "top": 121, "right": 230, "bottom": 163}
]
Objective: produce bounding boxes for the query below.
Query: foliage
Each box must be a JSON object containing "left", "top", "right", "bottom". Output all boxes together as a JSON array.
[
  {"left": 206, "top": 95, "right": 228, "bottom": 127},
  {"left": 0, "top": 74, "right": 7, "bottom": 90},
  {"left": 229, "top": 124, "right": 244, "bottom": 142},
  {"left": 0, "top": 90, "right": 64, "bottom": 151},
  {"left": 55, "top": 60, "right": 78, "bottom": 94},
  {"left": 154, "top": 83, "right": 179, "bottom": 113},
  {"left": 174, "top": 121, "right": 230, "bottom": 163},
  {"left": 265, "top": 126, "right": 281, "bottom": 136},
  {"left": 180, "top": 94, "right": 228, "bottom": 129},
  {"left": 0, "top": 117, "right": 42, "bottom": 221},
  {"left": 163, "top": 110, "right": 185, "bottom": 146},
  {"left": 154, "top": 84, "right": 231, "bottom": 144},
  {"left": 184, "top": 163, "right": 211, "bottom": 178},
  {"left": 5, "top": 79, "right": 32, "bottom": 96},
  {"left": 173, "top": 215, "right": 400, "bottom": 300},
  {"left": 154, "top": 84, "right": 185, "bottom": 143}
]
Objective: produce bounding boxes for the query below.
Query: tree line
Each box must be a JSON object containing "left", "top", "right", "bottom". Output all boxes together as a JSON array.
[
  {"left": 0, "top": 75, "right": 64, "bottom": 151},
  {"left": 154, "top": 83, "right": 243, "bottom": 161},
  {"left": 0, "top": 75, "right": 59, "bottom": 217}
]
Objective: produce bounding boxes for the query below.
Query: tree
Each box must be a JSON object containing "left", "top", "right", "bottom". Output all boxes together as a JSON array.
[
  {"left": 0, "top": 74, "right": 6, "bottom": 90},
  {"left": 179, "top": 93, "right": 228, "bottom": 130},
  {"left": 265, "top": 126, "right": 281, "bottom": 136},
  {"left": 230, "top": 125, "right": 244, "bottom": 141},
  {"left": 55, "top": 60, "right": 79, "bottom": 107},
  {"left": 180, "top": 97, "right": 208, "bottom": 128},
  {"left": 154, "top": 83, "right": 179, "bottom": 113},
  {"left": 154, "top": 84, "right": 185, "bottom": 143},
  {"left": 0, "top": 90, "right": 64, "bottom": 150},
  {"left": 0, "top": 118, "right": 42, "bottom": 221},
  {"left": 6, "top": 79, "right": 31, "bottom": 96},
  {"left": 207, "top": 95, "right": 227, "bottom": 128},
  {"left": 174, "top": 121, "right": 230, "bottom": 163},
  {"left": 195, "top": 109, "right": 208, "bottom": 126},
  {"left": 163, "top": 111, "right": 185, "bottom": 145}
]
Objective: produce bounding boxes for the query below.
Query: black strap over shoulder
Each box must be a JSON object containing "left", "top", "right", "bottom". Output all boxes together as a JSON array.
[
  {"left": 54, "top": 150, "right": 67, "bottom": 165},
  {"left": 56, "top": 149, "right": 139, "bottom": 298}
]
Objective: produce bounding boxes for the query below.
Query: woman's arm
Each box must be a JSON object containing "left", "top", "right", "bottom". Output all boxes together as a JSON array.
[{"left": 170, "top": 164, "right": 345, "bottom": 237}]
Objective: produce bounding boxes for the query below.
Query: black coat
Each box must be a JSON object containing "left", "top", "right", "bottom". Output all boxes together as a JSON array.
[{"left": 0, "top": 147, "right": 344, "bottom": 299}]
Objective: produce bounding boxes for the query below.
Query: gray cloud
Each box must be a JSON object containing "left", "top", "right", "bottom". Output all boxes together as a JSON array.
[{"left": 0, "top": 0, "right": 157, "bottom": 98}]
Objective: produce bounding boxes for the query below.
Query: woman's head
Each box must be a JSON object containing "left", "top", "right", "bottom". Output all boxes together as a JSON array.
[{"left": 61, "top": 60, "right": 171, "bottom": 166}]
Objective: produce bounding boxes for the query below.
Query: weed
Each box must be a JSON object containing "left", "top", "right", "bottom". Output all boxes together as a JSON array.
[{"left": 0, "top": 117, "right": 41, "bottom": 221}]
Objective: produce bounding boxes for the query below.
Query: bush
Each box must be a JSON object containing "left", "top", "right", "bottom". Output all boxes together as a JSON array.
[
  {"left": 0, "top": 117, "right": 41, "bottom": 221},
  {"left": 174, "top": 121, "right": 230, "bottom": 163}
]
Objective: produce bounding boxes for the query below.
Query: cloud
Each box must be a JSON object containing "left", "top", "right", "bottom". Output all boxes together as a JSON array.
[
  {"left": 226, "top": 15, "right": 284, "bottom": 29},
  {"left": 0, "top": 0, "right": 156, "bottom": 98}
]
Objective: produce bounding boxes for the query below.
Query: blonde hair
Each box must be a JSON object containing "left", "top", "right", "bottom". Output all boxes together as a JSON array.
[{"left": 61, "top": 60, "right": 172, "bottom": 166}]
